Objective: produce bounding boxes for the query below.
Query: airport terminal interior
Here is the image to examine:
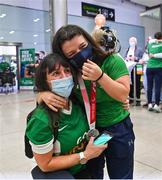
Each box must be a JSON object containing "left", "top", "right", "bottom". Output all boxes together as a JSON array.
[
  {"left": 0, "top": 0, "right": 162, "bottom": 179},
  {"left": 0, "top": 92, "right": 162, "bottom": 179}
]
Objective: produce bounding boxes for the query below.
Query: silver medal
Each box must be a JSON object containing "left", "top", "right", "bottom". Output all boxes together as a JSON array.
[{"left": 87, "top": 128, "right": 99, "bottom": 138}]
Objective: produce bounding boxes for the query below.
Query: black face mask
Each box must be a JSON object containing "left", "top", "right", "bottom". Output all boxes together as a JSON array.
[{"left": 69, "top": 44, "right": 93, "bottom": 70}]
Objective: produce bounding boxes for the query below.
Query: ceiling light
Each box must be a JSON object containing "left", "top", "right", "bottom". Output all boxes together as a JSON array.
[
  {"left": 33, "top": 34, "right": 38, "bottom": 37},
  {"left": 0, "top": 13, "right": 6, "bottom": 18},
  {"left": 34, "top": 42, "right": 37, "bottom": 45},
  {"left": 140, "top": 8, "right": 160, "bottom": 19},
  {"left": 9, "top": 31, "right": 15, "bottom": 34},
  {"left": 0, "top": 37, "right": 4, "bottom": 40},
  {"left": 33, "top": 18, "right": 40, "bottom": 22},
  {"left": 46, "top": 29, "right": 51, "bottom": 32}
]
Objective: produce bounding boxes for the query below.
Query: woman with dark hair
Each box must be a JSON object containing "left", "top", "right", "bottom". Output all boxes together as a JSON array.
[
  {"left": 26, "top": 53, "right": 107, "bottom": 179},
  {"left": 38, "top": 25, "right": 135, "bottom": 179}
]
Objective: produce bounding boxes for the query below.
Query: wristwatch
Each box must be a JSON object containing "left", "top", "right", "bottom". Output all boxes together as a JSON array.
[{"left": 79, "top": 152, "right": 87, "bottom": 164}]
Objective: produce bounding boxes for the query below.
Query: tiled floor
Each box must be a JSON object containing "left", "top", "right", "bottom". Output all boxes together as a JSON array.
[{"left": 0, "top": 91, "right": 162, "bottom": 179}]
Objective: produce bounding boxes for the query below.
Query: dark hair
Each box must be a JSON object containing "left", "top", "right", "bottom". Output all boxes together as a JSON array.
[
  {"left": 52, "top": 24, "right": 107, "bottom": 65},
  {"left": 35, "top": 54, "right": 84, "bottom": 134},
  {"left": 35, "top": 53, "right": 66, "bottom": 137},
  {"left": 39, "top": 50, "right": 45, "bottom": 55},
  {"left": 35, "top": 53, "right": 76, "bottom": 92},
  {"left": 154, "top": 32, "right": 162, "bottom": 40},
  {"left": 35, "top": 53, "right": 40, "bottom": 57}
]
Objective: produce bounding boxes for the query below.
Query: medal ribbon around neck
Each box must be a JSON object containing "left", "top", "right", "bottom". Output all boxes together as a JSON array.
[{"left": 78, "top": 73, "right": 99, "bottom": 137}]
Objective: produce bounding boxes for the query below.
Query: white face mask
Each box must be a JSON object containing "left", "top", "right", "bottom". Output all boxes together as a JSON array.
[
  {"left": 50, "top": 76, "right": 74, "bottom": 98},
  {"left": 129, "top": 41, "right": 136, "bottom": 47}
]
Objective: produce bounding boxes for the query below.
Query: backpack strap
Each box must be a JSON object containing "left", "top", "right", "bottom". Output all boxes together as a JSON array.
[
  {"left": 47, "top": 108, "right": 59, "bottom": 144},
  {"left": 52, "top": 119, "right": 59, "bottom": 143},
  {"left": 25, "top": 105, "right": 59, "bottom": 159},
  {"left": 25, "top": 108, "right": 37, "bottom": 158}
]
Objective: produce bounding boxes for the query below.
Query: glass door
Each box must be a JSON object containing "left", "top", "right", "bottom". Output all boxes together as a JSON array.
[{"left": 0, "top": 42, "right": 22, "bottom": 94}]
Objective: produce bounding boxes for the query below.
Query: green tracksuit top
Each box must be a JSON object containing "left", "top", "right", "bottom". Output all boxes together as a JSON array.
[
  {"left": 147, "top": 41, "right": 162, "bottom": 68},
  {"left": 75, "top": 53, "right": 130, "bottom": 127},
  {"left": 26, "top": 102, "right": 89, "bottom": 175}
]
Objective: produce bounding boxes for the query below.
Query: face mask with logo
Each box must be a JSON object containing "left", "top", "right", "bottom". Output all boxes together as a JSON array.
[
  {"left": 51, "top": 76, "right": 74, "bottom": 98},
  {"left": 69, "top": 44, "right": 93, "bottom": 69}
]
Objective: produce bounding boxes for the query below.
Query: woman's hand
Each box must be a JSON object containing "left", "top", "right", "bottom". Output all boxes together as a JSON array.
[
  {"left": 123, "top": 99, "right": 130, "bottom": 110},
  {"left": 82, "top": 60, "right": 103, "bottom": 81},
  {"left": 37, "top": 91, "right": 67, "bottom": 112},
  {"left": 149, "top": 53, "right": 154, "bottom": 58},
  {"left": 33, "top": 137, "right": 107, "bottom": 172},
  {"left": 83, "top": 137, "right": 107, "bottom": 161},
  {"left": 139, "top": 59, "right": 145, "bottom": 64}
]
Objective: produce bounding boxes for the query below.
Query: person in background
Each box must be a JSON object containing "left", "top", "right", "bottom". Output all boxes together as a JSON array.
[
  {"left": 39, "top": 50, "right": 46, "bottom": 60},
  {"left": 35, "top": 53, "right": 40, "bottom": 64},
  {"left": 37, "top": 24, "right": 135, "bottom": 179},
  {"left": 33, "top": 51, "right": 46, "bottom": 92},
  {"left": 10, "top": 60, "right": 17, "bottom": 75},
  {"left": 93, "top": 14, "right": 106, "bottom": 30},
  {"left": 139, "top": 37, "right": 151, "bottom": 107},
  {"left": 146, "top": 32, "right": 162, "bottom": 113},
  {"left": 125, "top": 36, "right": 144, "bottom": 106},
  {"left": 26, "top": 53, "right": 107, "bottom": 179},
  {"left": 35, "top": 51, "right": 45, "bottom": 67},
  {"left": 0, "top": 61, "right": 10, "bottom": 73}
]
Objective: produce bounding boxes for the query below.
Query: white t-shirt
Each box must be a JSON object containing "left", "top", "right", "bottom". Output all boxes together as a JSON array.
[{"left": 127, "top": 48, "right": 135, "bottom": 58}]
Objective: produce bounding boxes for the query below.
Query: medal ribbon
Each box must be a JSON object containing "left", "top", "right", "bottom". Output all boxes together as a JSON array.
[{"left": 78, "top": 73, "right": 96, "bottom": 130}]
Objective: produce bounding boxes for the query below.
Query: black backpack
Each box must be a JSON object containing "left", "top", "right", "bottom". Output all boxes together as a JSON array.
[{"left": 24, "top": 107, "right": 59, "bottom": 159}]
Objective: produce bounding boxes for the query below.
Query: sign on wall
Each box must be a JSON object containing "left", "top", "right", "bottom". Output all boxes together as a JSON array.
[
  {"left": 82, "top": 2, "right": 115, "bottom": 21},
  {"left": 20, "top": 48, "right": 35, "bottom": 89}
]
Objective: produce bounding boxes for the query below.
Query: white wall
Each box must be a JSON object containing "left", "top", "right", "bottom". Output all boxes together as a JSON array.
[
  {"left": 0, "top": 0, "right": 160, "bottom": 47},
  {"left": 1, "top": 0, "right": 145, "bottom": 26},
  {"left": 0, "top": 4, "right": 50, "bottom": 52},
  {"left": 68, "top": 0, "right": 160, "bottom": 45},
  {"left": 67, "top": 0, "right": 145, "bottom": 26},
  {"left": 0, "top": 0, "right": 49, "bottom": 11},
  {"left": 141, "top": 17, "right": 160, "bottom": 41}
]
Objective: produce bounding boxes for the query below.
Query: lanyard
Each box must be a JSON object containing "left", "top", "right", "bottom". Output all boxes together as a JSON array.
[{"left": 78, "top": 73, "right": 96, "bottom": 130}]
